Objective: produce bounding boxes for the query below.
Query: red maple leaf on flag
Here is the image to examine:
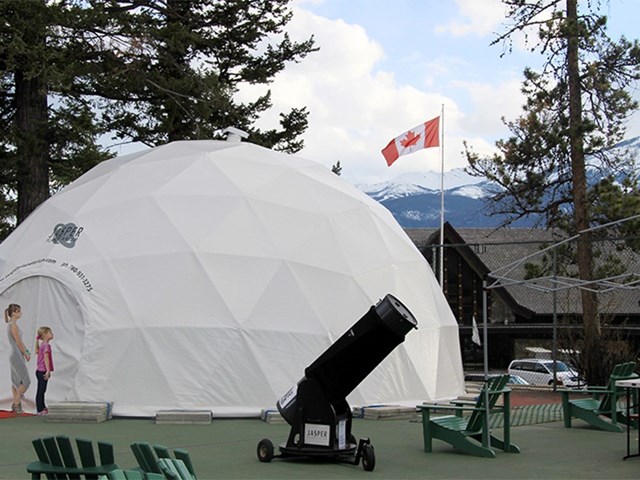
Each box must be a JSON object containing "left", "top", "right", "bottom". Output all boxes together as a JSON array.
[{"left": 400, "top": 130, "right": 421, "bottom": 148}]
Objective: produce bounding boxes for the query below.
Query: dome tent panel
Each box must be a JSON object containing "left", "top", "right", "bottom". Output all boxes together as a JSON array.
[
  {"left": 330, "top": 208, "right": 399, "bottom": 273},
  {"left": 238, "top": 259, "right": 331, "bottom": 336},
  {"left": 250, "top": 165, "right": 360, "bottom": 215},
  {"left": 267, "top": 262, "right": 369, "bottom": 334},
  {"left": 148, "top": 193, "right": 246, "bottom": 248},
  {"left": 211, "top": 142, "right": 318, "bottom": 195},
  {"left": 197, "top": 253, "right": 286, "bottom": 325},
  {"left": 76, "top": 152, "right": 200, "bottom": 213},
  {"left": 107, "top": 252, "right": 239, "bottom": 330},
  {"left": 156, "top": 155, "right": 247, "bottom": 198},
  {"left": 196, "top": 197, "right": 284, "bottom": 258}
]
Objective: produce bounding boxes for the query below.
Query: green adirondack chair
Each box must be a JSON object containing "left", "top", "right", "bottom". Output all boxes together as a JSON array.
[
  {"left": 560, "top": 361, "right": 639, "bottom": 432},
  {"left": 98, "top": 469, "right": 164, "bottom": 480},
  {"left": 156, "top": 459, "right": 195, "bottom": 480},
  {"left": 417, "top": 374, "right": 520, "bottom": 458},
  {"left": 130, "top": 442, "right": 196, "bottom": 480},
  {"left": 27, "top": 435, "right": 119, "bottom": 479}
]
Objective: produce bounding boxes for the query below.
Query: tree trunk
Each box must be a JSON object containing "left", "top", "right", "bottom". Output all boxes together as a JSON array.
[
  {"left": 14, "top": 0, "right": 50, "bottom": 224},
  {"left": 15, "top": 70, "right": 49, "bottom": 225},
  {"left": 566, "top": 0, "right": 600, "bottom": 383},
  {"left": 164, "top": 0, "right": 193, "bottom": 143}
]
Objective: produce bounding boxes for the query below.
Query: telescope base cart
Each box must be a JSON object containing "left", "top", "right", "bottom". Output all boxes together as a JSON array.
[
  {"left": 256, "top": 377, "right": 376, "bottom": 471},
  {"left": 257, "top": 437, "right": 375, "bottom": 472}
]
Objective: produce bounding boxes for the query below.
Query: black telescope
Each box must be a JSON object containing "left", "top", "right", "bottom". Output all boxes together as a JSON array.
[{"left": 257, "top": 294, "right": 418, "bottom": 472}]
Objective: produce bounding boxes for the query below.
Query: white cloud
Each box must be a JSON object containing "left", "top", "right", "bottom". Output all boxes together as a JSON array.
[
  {"left": 627, "top": 110, "right": 640, "bottom": 139},
  {"left": 436, "top": 0, "right": 506, "bottom": 37},
  {"left": 455, "top": 78, "right": 525, "bottom": 136},
  {"left": 436, "top": 0, "right": 556, "bottom": 57}
]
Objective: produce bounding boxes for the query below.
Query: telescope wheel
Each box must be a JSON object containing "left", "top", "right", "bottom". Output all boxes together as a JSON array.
[
  {"left": 257, "top": 438, "right": 274, "bottom": 463},
  {"left": 361, "top": 443, "right": 375, "bottom": 472}
]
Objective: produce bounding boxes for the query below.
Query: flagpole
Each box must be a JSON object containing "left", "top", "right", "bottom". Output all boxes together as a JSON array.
[
  {"left": 482, "top": 277, "right": 490, "bottom": 447},
  {"left": 438, "top": 104, "right": 445, "bottom": 287}
]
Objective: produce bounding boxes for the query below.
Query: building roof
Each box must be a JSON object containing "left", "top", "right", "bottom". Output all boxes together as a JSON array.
[{"left": 405, "top": 225, "right": 640, "bottom": 318}]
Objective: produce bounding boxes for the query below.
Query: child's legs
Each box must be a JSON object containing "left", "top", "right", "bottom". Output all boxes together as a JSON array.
[{"left": 35, "top": 371, "right": 48, "bottom": 412}]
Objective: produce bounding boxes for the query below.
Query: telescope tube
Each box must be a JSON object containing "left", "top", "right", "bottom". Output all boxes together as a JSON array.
[{"left": 277, "top": 294, "right": 417, "bottom": 424}]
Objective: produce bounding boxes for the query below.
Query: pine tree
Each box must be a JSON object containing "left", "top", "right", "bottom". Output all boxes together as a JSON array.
[
  {"left": 99, "top": 0, "right": 316, "bottom": 152},
  {"left": 464, "top": 0, "right": 640, "bottom": 384}
]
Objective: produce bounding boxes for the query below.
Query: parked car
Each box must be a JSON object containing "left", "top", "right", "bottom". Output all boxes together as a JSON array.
[{"left": 508, "top": 359, "right": 585, "bottom": 388}]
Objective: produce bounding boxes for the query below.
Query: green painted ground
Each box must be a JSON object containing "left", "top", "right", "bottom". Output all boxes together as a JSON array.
[{"left": 1, "top": 413, "right": 638, "bottom": 479}]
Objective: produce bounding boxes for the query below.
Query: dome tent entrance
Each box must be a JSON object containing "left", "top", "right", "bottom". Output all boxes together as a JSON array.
[
  {"left": 1, "top": 275, "right": 85, "bottom": 412},
  {"left": 0, "top": 140, "right": 463, "bottom": 417}
]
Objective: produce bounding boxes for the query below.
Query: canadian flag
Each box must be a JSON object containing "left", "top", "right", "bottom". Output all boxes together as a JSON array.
[{"left": 381, "top": 116, "right": 440, "bottom": 166}]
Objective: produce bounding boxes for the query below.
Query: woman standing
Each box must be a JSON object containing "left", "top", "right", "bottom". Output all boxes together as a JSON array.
[{"left": 5, "top": 304, "right": 31, "bottom": 414}]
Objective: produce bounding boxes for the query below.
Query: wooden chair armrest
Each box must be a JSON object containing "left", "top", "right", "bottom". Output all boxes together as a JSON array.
[
  {"left": 584, "top": 388, "right": 616, "bottom": 395},
  {"left": 418, "top": 404, "right": 503, "bottom": 414},
  {"left": 450, "top": 399, "right": 508, "bottom": 409},
  {"left": 557, "top": 388, "right": 575, "bottom": 395},
  {"left": 450, "top": 399, "right": 477, "bottom": 406},
  {"left": 418, "top": 404, "right": 471, "bottom": 412},
  {"left": 98, "top": 469, "right": 146, "bottom": 480},
  {"left": 559, "top": 386, "right": 610, "bottom": 395},
  {"left": 27, "top": 461, "right": 119, "bottom": 476}
]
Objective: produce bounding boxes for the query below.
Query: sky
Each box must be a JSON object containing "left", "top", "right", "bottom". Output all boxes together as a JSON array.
[{"left": 236, "top": 0, "right": 640, "bottom": 186}]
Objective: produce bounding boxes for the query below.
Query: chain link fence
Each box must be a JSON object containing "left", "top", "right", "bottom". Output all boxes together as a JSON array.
[{"left": 418, "top": 230, "right": 640, "bottom": 379}]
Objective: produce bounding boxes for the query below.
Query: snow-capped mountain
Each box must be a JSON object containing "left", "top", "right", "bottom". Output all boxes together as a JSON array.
[
  {"left": 357, "top": 168, "right": 486, "bottom": 202},
  {"left": 357, "top": 172, "right": 513, "bottom": 228},
  {"left": 356, "top": 136, "right": 640, "bottom": 228}
]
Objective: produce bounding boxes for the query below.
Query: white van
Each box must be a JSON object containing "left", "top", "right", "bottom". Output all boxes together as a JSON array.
[{"left": 508, "top": 359, "right": 584, "bottom": 388}]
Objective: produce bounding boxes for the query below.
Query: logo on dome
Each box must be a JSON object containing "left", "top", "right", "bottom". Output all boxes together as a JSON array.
[{"left": 48, "top": 223, "right": 84, "bottom": 249}]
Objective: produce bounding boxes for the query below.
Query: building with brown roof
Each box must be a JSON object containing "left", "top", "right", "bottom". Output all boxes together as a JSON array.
[{"left": 405, "top": 223, "right": 640, "bottom": 369}]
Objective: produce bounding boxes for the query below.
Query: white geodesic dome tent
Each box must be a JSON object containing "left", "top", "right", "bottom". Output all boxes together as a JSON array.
[{"left": 0, "top": 139, "right": 463, "bottom": 417}]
